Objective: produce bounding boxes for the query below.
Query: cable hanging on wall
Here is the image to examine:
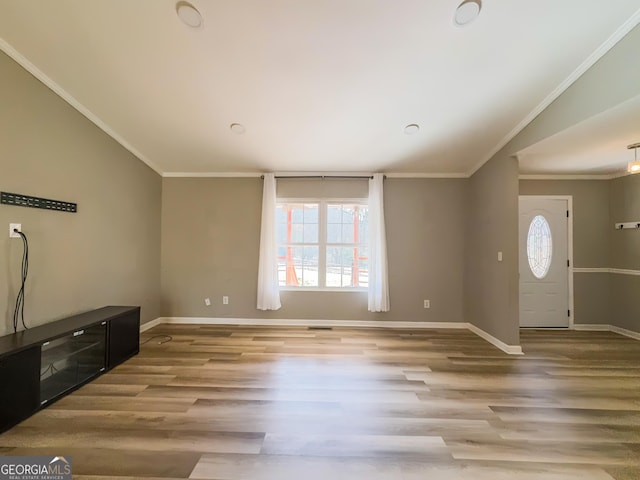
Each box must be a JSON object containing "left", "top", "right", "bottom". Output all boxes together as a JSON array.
[{"left": 13, "top": 228, "right": 29, "bottom": 332}]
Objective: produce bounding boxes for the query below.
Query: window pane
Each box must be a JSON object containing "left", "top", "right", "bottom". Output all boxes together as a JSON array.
[
  {"left": 276, "top": 202, "right": 320, "bottom": 288},
  {"left": 304, "top": 204, "right": 318, "bottom": 222},
  {"left": 358, "top": 220, "right": 368, "bottom": 246},
  {"left": 356, "top": 207, "right": 368, "bottom": 245},
  {"left": 291, "top": 205, "right": 304, "bottom": 223},
  {"left": 327, "top": 223, "right": 341, "bottom": 243},
  {"left": 342, "top": 206, "right": 354, "bottom": 224},
  {"left": 527, "top": 215, "right": 553, "bottom": 279},
  {"left": 278, "top": 247, "right": 314, "bottom": 287},
  {"left": 277, "top": 245, "right": 289, "bottom": 286},
  {"left": 357, "top": 246, "right": 369, "bottom": 288},
  {"left": 328, "top": 205, "right": 367, "bottom": 245},
  {"left": 291, "top": 224, "right": 303, "bottom": 243},
  {"left": 326, "top": 247, "right": 342, "bottom": 287},
  {"left": 303, "top": 246, "right": 319, "bottom": 268},
  {"left": 342, "top": 224, "right": 355, "bottom": 244},
  {"left": 300, "top": 246, "right": 319, "bottom": 287},
  {"left": 276, "top": 247, "right": 320, "bottom": 287},
  {"left": 326, "top": 246, "right": 360, "bottom": 287},
  {"left": 277, "top": 256, "right": 287, "bottom": 285},
  {"left": 276, "top": 224, "right": 287, "bottom": 244},
  {"left": 327, "top": 205, "right": 342, "bottom": 223},
  {"left": 303, "top": 223, "right": 318, "bottom": 243}
]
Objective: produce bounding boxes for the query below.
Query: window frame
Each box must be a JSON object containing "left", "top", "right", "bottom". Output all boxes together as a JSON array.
[{"left": 277, "top": 198, "right": 368, "bottom": 292}]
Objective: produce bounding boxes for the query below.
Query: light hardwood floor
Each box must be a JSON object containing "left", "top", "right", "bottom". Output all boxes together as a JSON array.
[{"left": 1, "top": 325, "right": 639, "bottom": 479}]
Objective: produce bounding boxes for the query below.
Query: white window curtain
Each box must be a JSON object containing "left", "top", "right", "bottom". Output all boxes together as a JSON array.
[
  {"left": 257, "top": 173, "right": 281, "bottom": 310},
  {"left": 368, "top": 173, "right": 390, "bottom": 312}
]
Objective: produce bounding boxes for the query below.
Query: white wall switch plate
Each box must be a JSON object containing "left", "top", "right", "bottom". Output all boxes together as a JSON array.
[
  {"left": 9, "top": 223, "right": 21, "bottom": 238},
  {"left": 497, "top": 251, "right": 503, "bottom": 262},
  {"left": 223, "top": 296, "right": 229, "bottom": 305},
  {"left": 424, "top": 299, "right": 430, "bottom": 309},
  {"left": 204, "top": 298, "right": 211, "bottom": 306}
]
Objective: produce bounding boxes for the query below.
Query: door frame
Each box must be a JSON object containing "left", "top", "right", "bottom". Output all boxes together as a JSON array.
[{"left": 518, "top": 195, "right": 574, "bottom": 328}]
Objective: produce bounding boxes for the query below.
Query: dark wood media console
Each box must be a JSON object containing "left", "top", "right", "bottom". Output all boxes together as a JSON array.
[{"left": 0, "top": 306, "right": 140, "bottom": 433}]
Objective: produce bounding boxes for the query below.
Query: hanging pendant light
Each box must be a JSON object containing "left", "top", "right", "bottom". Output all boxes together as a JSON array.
[{"left": 627, "top": 143, "right": 640, "bottom": 174}]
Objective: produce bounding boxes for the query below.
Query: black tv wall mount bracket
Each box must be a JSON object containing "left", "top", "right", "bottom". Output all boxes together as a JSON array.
[{"left": 1, "top": 191, "right": 77, "bottom": 213}]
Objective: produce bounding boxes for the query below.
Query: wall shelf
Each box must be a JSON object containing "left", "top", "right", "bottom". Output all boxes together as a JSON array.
[{"left": 615, "top": 222, "right": 640, "bottom": 229}]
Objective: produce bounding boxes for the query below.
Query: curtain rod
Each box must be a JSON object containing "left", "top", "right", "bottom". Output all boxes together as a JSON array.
[{"left": 260, "top": 175, "right": 385, "bottom": 179}]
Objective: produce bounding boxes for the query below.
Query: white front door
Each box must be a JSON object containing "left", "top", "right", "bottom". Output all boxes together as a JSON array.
[{"left": 519, "top": 197, "right": 569, "bottom": 328}]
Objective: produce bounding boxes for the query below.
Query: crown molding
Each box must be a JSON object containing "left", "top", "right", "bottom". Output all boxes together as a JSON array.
[
  {"left": 164, "top": 171, "right": 632, "bottom": 180},
  {"left": 608, "top": 170, "right": 637, "bottom": 180},
  {"left": 162, "top": 171, "right": 469, "bottom": 179},
  {"left": 519, "top": 169, "right": 639, "bottom": 180},
  {"left": 519, "top": 173, "right": 615, "bottom": 180},
  {"left": 384, "top": 172, "right": 468, "bottom": 179},
  {"left": 162, "top": 172, "right": 263, "bottom": 178}
]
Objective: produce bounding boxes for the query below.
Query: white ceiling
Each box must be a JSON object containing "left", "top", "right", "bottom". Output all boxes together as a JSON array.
[
  {"left": 518, "top": 94, "right": 640, "bottom": 177},
  {"left": 1, "top": 0, "right": 640, "bottom": 176}
]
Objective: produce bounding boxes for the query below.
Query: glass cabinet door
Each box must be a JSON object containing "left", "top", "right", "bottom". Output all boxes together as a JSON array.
[{"left": 40, "top": 322, "right": 106, "bottom": 404}]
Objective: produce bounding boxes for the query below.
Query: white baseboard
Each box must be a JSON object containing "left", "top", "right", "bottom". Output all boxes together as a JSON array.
[
  {"left": 140, "top": 317, "right": 164, "bottom": 332},
  {"left": 153, "top": 316, "right": 468, "bottom": 330},
  {"left": 610, "top": 325, "right": 640, "bottom": 341},
  {"left": 143, "top": 318, "right": 637, "bottom": 352},
  {"left": 142, "top": 317, "right": 523, "bottom": 355},
  {"left": 572, "top": 324, "right": 610, "bottom": 331},
  {"left": 574, "top": 323, "right": 640, "bottom": 341},
  {"left": 467, "top": 323, "right": 524, "bottom": 355}
]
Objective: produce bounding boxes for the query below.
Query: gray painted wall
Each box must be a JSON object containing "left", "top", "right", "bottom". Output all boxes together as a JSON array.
[
  {"left": 610, "top": 274, "right": 640, "bottom": 333},
  {"left": 161, "top": 177, "right": 467, "bottom": 323},
  {"left": 0, "top": 51, "right": 162, "bottom": 336},
  {"left": 465, "top": 156, "right": 520, "bottom": 346},
  {"left": 609, "top": 173, "right": 640, "bottom": 333},
  {"left": 574, "top": 273, "right": 611, "bottom": 326},
  {"left": 610, "top": 174, "right": 640, "bottom": 270}
]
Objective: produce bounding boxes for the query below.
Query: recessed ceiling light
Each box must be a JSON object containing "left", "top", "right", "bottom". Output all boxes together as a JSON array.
[
  {"left": 454, "top": 0, "right": 481, "bottom": 26},
  {"left": 230, "top": 123, "right": 246, "bottom": 135},
  {"left": 404, "top": 124, "right": 420, "bottom": 135},
  {"left": 176, "top": 1, "right": 203, "bottom": 29}
]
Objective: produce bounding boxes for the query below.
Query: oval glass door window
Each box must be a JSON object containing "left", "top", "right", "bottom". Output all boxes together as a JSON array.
[{"left": 527, "top": 215, "right": 553, "bottom": 279}]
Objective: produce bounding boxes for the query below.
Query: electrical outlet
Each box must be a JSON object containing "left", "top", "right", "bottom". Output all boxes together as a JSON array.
[
  {"left": 204, "top": 298, "right": 211, "bottom": 306},
  {"left": 9, "top": 223, "right": 21, "bottom": 238},
  {"left": 223, "top": 296, "right": 229, "bottom": 305},
  {"left": 497, "top": 251, "right": 503, "bottom": 262},
  {"left": 424, "top": 299, "right": 430, "bottom": 309}
]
